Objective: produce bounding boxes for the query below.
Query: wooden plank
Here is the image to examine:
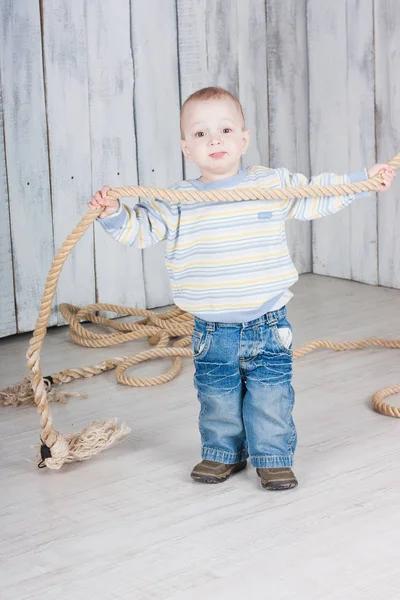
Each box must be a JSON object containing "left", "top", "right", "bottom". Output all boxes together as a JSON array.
[
  {"left": 85, "top": 0, "right": 146, "bottom": 310},
  {"left": 347, "top": 0, "right": 376, "bottom": 284},
  {"left": 130, "top": 0, "right": 183, "bottom": 308},
  {"left": 200, "top": 0, "right": 242, "bottom": 176},
  {"left": 308, "top": 1, "right": 350, "bottom": 279},
  {"left": 267, "top": 0, "right": 311, "bottom": 274},
  {"left": 237, "top": 0, "right": 269, "bottom": 168},
  {"left": 375, "top": 0, "right": 400, "bottom": 289},
  {"left": 176, "top": 0, "right": 207, "bottom": 97},
  {"left": 0, "top": 76, "right": 16, "bottom": 337},
  {"left": 178, "top": 1, "right": 267, "bottom": 173},
  {"left": 179, "top": 0, "right": 252, "bottom": 181},
  {"left": 176, "top": 0, "right": 207, "bottom": 180},
  {"left": 202, "top": 1, "right": 239, "bottom": 100},
  {"left": 308, "top": 0, "right": 377, "bottom": 284},
  {"left": 41, "top": 0, "right": 95, "bottom": 324},
  {"left": 0, "top": 0, "right": 55, "bottom": 333}
]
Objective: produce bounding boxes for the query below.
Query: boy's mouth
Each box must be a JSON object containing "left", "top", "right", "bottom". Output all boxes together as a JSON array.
[{"left": 209, "top": 151, "right": 227, "bottom": 159}]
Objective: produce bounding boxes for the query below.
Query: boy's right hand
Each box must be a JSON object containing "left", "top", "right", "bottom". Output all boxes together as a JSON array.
[{"left": 89, "top": 185, "right": 119, "bottom": 218}]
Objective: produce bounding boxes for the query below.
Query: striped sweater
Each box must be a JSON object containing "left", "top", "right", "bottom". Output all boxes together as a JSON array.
[{"left": 99, "top": 165, "right": 368, "bottom": 322}]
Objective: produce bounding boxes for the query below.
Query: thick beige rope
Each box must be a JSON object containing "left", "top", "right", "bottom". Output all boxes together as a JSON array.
[
  {"left": 107, "top": 169, "right": 393, "bottom": 203},
  {"left": 1, "top": 154, "right": 399, "bottom": 469}
]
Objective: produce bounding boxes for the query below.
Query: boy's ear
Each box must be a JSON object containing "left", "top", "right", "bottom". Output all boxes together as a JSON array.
[
  {"left": 181, "top": 139, "right": 194, "bottom": 162},
  {"left": 242, "top": 130, "right": 250, "bottom": 155}
]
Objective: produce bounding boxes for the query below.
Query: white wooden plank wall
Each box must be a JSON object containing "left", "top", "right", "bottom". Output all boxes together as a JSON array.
[
  {"left": 375, "top": 0, "right": 400, "bottom": 289},
  {"left": 176, "top": 0, "right": 209, "bottom": 181},
  {"left": 237, "top": 0, "right": 269, "bottom": 169},
  {"left": 41, "top": 0, "right": 95, "bottom": 325},
  {"left": 0, "top": 0, "right": 56, "bottom": 333},
  {"left": 308, "top": 0, "right": 377, "bottom": 285},
  {"left": 0, "top": 0, "right": 399, "bottom": 339},
  {"left": 267, "top": 0, "right": 311, "bottom": 274},
  {"left": 347, "top": 0, "right": 377, "bottom": 285},
  {"left": 0, "top": 74, "right": 16, "bottom": 337},
  {"left": 130, "top": 0, "right": 182, "bottom": 309},
  {"left": 86, "top": 0, "right": 145, "bottom": 311},
  {"left": 177, "top": 0, "right": 270, "bottom": 172}
]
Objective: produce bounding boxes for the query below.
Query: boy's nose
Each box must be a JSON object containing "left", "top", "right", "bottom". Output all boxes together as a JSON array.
[{"left": 209, "top": 136, "right": 221, "bottom": 146}]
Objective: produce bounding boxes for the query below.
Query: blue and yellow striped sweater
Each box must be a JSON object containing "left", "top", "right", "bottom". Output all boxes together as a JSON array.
[{"left": 99, "top": 165, "right": 368, "bottom": 322}]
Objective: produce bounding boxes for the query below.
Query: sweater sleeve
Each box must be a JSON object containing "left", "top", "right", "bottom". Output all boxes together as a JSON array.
[
  {"left": 97, "top": 198, "right": 170, "bottom": 248},
  {"left": 275, "top": 168, "right": 369, "bottom": 221}
]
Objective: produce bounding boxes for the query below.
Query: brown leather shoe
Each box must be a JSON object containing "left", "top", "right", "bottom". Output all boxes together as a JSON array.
[
  {"left": 256, "top": 467, "right": 298, "bottom": 490},
  {"left": 191, "top": 459, "right": 247, "bottom": 483}
]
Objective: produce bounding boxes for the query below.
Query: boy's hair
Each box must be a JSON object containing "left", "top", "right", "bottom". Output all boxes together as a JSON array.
[{"left": 180, "top": 87, "right": 245, "bottom": 138}]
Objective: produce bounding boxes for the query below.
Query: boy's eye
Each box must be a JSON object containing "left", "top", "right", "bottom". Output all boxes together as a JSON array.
[
  {"left": 195, "top": 131, "right": 206, "bottom": 138},
  {"left": 222, "top": 128, "right": 232, "bottom": 134}
]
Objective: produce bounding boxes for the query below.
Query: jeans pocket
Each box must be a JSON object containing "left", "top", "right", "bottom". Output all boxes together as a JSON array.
[
  {"left": 272, "top": 325, "right": 293, "bottom": 354},
  {"left": 192, "top": 329, "right": 211, "bottom": 360}
]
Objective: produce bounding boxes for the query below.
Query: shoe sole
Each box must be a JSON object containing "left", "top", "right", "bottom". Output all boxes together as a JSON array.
[
  {"left": 261, "top": 481, "right": 298, "bottom": 490},
  {"left": 256, "top": 468, "right": 298, "bottom": 491},
  {"left": 191, "top": 460, "right": 247, "bottom": 484}
]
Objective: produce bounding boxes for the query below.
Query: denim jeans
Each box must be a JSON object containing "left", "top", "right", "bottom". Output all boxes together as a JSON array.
[{"left": 192, "top": 306, "right": 296, "bottom": 468}]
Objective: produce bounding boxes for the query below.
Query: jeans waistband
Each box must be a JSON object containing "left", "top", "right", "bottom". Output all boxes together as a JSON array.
[{"left": 194, "top": 305, "right": 287, "bottom": 331}]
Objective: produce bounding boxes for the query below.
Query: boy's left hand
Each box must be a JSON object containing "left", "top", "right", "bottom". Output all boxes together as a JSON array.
[{"left": 368, "top": 163, "right": 396, "bottom": 189}]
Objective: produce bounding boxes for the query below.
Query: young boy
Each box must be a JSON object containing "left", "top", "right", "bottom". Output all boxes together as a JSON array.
[{"left": 89, "top": 87, "right": 395, "bottom": 490}]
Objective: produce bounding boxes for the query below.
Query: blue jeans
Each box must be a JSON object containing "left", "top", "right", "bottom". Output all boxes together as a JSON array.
[{"left": 192, "top": 306, "right": 296, "bottom": 468}]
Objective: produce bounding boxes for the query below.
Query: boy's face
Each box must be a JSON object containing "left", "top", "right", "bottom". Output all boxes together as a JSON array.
[{"left": 180, "top": 97, "right": 250, "bottom": 182}]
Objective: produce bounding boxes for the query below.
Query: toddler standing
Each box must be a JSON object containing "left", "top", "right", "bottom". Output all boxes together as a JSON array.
[{"left": 89, "top": 87, "right": 394, "bottom": 490}]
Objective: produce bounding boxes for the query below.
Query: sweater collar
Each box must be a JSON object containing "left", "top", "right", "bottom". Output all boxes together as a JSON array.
[{"left": 188, "top": 168, "right": 247, "bottom": 190}]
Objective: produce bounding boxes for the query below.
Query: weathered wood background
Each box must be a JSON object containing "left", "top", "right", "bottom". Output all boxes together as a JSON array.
[{"left": 0, "top": 0, "right": 399, "bottom": 338}]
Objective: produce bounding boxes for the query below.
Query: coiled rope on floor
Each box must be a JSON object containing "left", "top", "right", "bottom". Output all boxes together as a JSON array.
[{"left": 1, "top": 153, "right": 399, "bottom": 470}]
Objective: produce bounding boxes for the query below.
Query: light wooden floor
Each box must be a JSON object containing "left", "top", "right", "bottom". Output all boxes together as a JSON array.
[{"left": 1, "top": 274, "right": 400, "bottom": 600}]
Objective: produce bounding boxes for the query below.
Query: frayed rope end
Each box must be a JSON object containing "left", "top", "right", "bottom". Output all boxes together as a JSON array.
[
  {"left": 37, "top": 418, "right": 131, "bottom": 469},
  {"left": 0, "top": 376, "right": 86, "bottom": 407}
]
